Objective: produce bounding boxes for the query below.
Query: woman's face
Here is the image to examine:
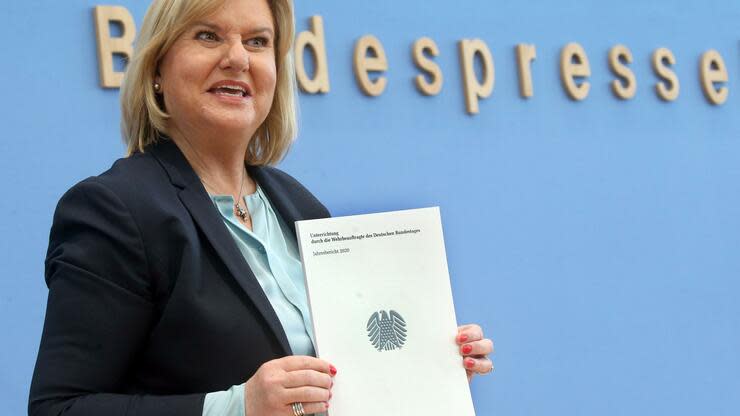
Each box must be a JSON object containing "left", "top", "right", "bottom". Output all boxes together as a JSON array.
[{"left": 157, "top": 0, "right": 277, "bottom": 141}]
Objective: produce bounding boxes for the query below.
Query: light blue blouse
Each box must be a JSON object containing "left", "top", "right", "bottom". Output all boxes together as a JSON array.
[{"left": 202, "top": 185, "right": 318, "bottom": 416}]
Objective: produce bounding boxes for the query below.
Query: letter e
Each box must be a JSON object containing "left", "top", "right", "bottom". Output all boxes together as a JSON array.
[
  {"left": 560, "top": 42, "right": 591, "bottom": 101},
  {"left": 700, "top": 49, "right": 728, "bottom": 105},
  {"left": 354, "top": 35, "right": 388, "bottom": 97}
]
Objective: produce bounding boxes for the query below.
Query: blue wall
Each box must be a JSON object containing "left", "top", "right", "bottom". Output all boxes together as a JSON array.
[{"left": 1, "top": 0, "right": 739, "bottom": 414}]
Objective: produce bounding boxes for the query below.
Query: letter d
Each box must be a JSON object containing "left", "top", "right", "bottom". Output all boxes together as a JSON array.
[{"left": 295, "top": 16, "right": 331, "bottom": 94}]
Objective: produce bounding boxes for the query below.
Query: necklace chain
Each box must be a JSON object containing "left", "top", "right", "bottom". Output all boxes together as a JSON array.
[
  {"left": 233, "top": 172, "right": 249, "bottom": 222},
  {"left": 200, "top": 171, "right": 251, "bottom": 224},
  {"left": 178, "top": 134, "right": 251, "bottom": 224}
]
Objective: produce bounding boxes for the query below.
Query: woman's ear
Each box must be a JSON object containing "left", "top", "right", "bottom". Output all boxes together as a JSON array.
[
  {"left": 154, "top": 74, "right": 163, "bottom": 94},
  {"left": 153, "top": 73, "right": 167, "bottom": 111}
]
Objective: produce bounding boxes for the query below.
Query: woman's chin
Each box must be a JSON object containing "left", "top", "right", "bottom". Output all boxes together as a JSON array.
[{"left": 200, "top": 114, "right": 263, "bottom": 138}]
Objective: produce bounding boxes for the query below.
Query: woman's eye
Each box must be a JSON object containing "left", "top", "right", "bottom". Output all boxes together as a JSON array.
[
  {"left": 196, "top": 31, "right": 219, "bottom": 42},
  {"left": 245, "top": 37, "right": 269, "bottom": 48}
]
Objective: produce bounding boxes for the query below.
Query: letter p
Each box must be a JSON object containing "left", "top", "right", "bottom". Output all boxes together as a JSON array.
[{"left": 459, "top": 39, "right": 495, "bottom": 115}]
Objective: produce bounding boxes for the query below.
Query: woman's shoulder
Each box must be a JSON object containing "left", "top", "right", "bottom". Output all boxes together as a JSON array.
[
  {"left": 98, "top": 150, "right": 170, "bottom": 193},
  {"left": 58, "top": 149, "right": 175, "bottom": 218}
]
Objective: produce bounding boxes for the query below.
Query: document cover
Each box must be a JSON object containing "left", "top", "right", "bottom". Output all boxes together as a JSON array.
[{"left": 295, "top": 207, "right": 476, "bottom": 416}]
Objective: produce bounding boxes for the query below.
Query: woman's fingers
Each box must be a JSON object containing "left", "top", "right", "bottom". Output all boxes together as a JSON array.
[
  {"left": 460, "top": 338, "right": 494, "bottom": 356},
  {"left": 287, "top": 401, "right": 330, "bottom": 415},
  {"left": 278, "top": 357, "right": 334, "bottom": 413},
  {"left": 280, "top": 355, "right": 336, "bottom": 375},
  {"left": 246, "top": 356, "right": 336, "bottom": 416},
  {"left": 282, "top": 385, "right": 332, "bottom": 404},
  {"left": 283, "top": 369, "right": 333, "bottom": 389},
  {"left": 457, "top": 323, "right": 494, "bottom": 381},
  {"left": 456, "top": 324, "right": 484, "bottom": 344},
  {"left": 463, "top": 356, "right": 494, "bottom": 374}
]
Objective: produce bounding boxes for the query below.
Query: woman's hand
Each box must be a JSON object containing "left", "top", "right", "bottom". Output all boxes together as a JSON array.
[
  {"left": 456, "top": 324, "right": 494, "bottom": 382},
  {"left": 245, "top": 356, "right": 336, "bottom": 416}
]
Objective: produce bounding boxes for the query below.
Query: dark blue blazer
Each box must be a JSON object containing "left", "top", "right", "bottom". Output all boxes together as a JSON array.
[{"left": 29, "top": 139, "right": 330, "bottom": 416}]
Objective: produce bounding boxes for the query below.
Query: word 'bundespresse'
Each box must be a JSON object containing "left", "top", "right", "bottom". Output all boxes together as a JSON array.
[{"left": 94, "top": 6, "right": 730, "bottom": 114}]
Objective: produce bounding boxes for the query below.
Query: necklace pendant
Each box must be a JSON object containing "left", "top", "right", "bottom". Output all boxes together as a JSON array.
[{"left": 235, "top": 202, "right": 249, "bottom": 222}]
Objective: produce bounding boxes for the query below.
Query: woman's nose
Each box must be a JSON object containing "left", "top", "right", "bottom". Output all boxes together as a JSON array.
[{"left": 220, "top": 39, "right": 250, "bottom": 72}]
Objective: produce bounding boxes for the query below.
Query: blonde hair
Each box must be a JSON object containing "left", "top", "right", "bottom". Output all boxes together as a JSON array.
[{"left": 120, "top": 0, "right": 297, "bottom": 166}]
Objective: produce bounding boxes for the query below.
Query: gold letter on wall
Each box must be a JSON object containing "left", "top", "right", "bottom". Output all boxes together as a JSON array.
[
  {"left": 94, "top": 6, "right": 136, "bottom": 89},
  {"left": 459, "top": 39, "right": 495, "bottom": 114},
  {"left": 700, "top": 49, "right": 729, "bottom": 105},
  {"left": 413, "top": 37, "right": 443, "bottom": 96},
  {"left": 652, "top": 47, "right": 680, "bottom": 102},
  {"left": 295, "top": 15, "right": 330, "bottom": 94},
  {"left": 515, "top": 44, "right": 536, "bottom": 98},
  {"left": 354, "top": 35, "right": 388, "bottom": 97},
  {"left": 560, "top": 43, "right": 591, "bottom": 101},
  {"left": 609, "top": 44, "right": 637, "bottom": 100}
]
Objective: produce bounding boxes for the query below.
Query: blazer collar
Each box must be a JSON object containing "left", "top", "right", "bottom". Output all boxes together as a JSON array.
[
  {"left": 148, "top": 139, "right": 293, "bottom": 355},
  {"left": 149, "top": 138, "right": 302, "bottom": 234},
  {"left": 247, "top": 166, "right": 302, "bottom": 237},
  {"left": 147, "top": 137, "right": 203, "bottom": 189}
]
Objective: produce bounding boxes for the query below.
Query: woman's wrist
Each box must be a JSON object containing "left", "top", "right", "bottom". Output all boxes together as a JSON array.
[{"left": 202, "top": 382, "right": 246, "bottom": 416}]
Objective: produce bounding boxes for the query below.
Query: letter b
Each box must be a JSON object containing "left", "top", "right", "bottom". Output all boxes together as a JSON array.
[{"left": 94, "top": 6, "right": 136, "bottom": 88}]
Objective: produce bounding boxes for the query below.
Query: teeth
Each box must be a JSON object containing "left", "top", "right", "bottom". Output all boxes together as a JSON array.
[
  {"left": 220, "top": 85, "right": 245, "bottom": 93},
  {"left": 212, "top": 85, "right": 247, "bottom": 97}
]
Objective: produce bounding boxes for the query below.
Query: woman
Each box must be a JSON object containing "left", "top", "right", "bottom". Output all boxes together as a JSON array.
[{"left": 29, "top": 0, "right": 493, "bottom": 415}]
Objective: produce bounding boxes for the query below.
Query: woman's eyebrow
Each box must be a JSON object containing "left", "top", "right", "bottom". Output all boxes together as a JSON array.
[
  {"left": 247, "top": 27, "right": 274, "bottom": 37},
  {"left": 190, "top": 21, "right": 273, "bottom": 38},
  {"left": 191, "top": 21, "right": 221, "bottom": 31}
]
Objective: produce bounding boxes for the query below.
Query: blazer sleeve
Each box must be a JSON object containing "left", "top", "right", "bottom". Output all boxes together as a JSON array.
[{"left": 29, "top": 178, "right": 205, "bottom": 416}]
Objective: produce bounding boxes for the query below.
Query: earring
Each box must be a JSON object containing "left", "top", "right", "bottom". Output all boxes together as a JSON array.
[{"left": 153, "top": 82, "right": 162, "bottom": 93}]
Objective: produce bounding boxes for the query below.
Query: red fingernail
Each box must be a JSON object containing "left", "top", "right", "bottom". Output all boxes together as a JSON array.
[
  {"left": 330, "top": 365, "right": 337, "bottom": 376},
  {"left": 462, "top": 344, "right": 473, "bottom": 354},
  {"left": 458, "top": 334, "right": 468, "bottom": 343},
  {"left": 465, "top": 358, "right": 475, "bottom": 369}
]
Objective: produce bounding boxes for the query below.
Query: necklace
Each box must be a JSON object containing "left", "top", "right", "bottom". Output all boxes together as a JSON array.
[
  {"left": 233, "top": 170, "right": 249, "bottom": 222},
  {"left": 200, "top": 169, "right": 251, "bottom": 224},
  {"left": 174, "top": 132, "right": 251, "bottom": 224}
]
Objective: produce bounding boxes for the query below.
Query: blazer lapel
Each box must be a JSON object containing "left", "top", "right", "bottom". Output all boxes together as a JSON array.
[
  {"left": 248, "top": 166, "right": 303, "bottom": 237},
  {"left": 149, "top": 140, "right": 293, "bottom": 355}
]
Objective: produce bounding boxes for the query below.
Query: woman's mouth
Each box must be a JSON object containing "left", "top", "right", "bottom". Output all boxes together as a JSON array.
[
  {"left": 210, "top": 86, "right": 248, "bottom": 97},
  {"left": 208, "top": 81, "right": 252, "bottom": 99}
]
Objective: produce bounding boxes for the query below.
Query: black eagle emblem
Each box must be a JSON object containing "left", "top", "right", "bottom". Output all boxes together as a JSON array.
[{"left": 367, "top": 310, "right": 407, "bottom": 351}]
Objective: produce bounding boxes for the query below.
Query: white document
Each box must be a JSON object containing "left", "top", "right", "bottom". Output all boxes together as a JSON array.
[{"left": 296, "top": 207, "right": 476, "bottom": 416}]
